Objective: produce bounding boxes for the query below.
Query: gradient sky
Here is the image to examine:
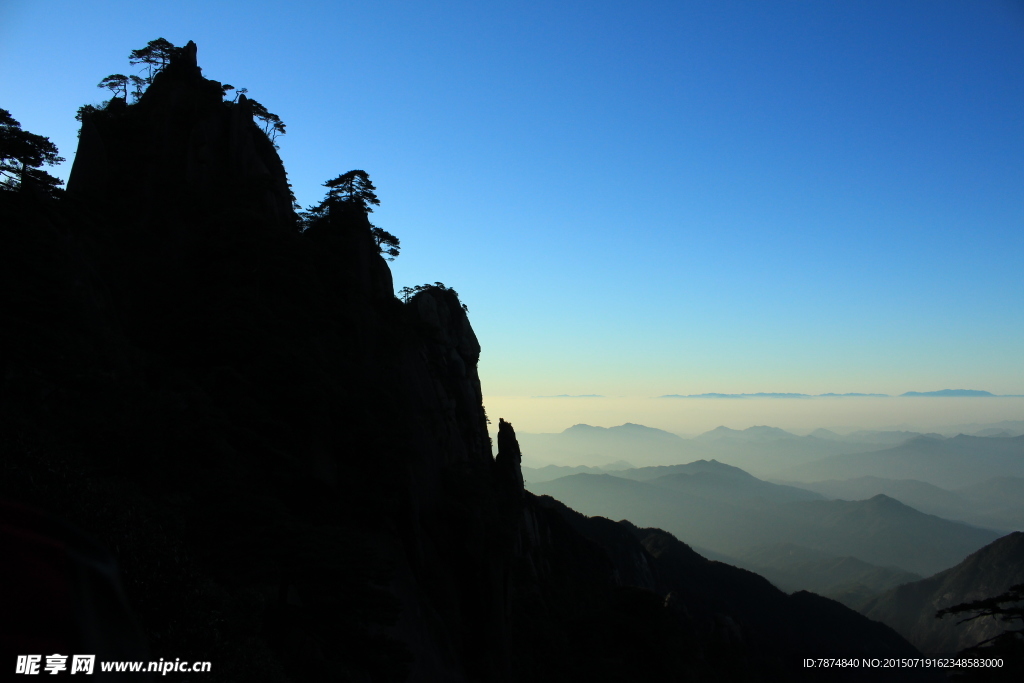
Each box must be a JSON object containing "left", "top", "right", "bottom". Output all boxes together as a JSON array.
[{"left": 3, "top": 1, "right": 1022, "bottom": 432}]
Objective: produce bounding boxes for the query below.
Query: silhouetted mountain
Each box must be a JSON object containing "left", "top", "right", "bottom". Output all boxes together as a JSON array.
[
  {"left": 861, "top": 532, "right": 1024, "bottom": 654},
  {"left": 2, "top": 42, "right": 941, "bottom": 681},
  {"left": 780, "top": 435, "right": 1024, "bottom": 488},
  {"left": 538, "top": 499, "right": 938, "bottom": 681}
]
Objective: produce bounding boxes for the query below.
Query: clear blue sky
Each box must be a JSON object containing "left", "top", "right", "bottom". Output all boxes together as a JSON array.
[{"left": 3, "top": 1, "right": 1023, "bottom": 421}]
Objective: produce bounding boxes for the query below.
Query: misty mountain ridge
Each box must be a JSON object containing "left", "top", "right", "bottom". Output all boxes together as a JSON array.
[
  {"left": 562, "top": 422, "right": 682, "bottom": 440},
  {"left": 809, "top": 429, "right": 946, "bottom": 445},
  {"left": 528, "top": 469, "right": 1000, "bottom": 577},
  {"left": 942, "top": 419, "right": 1024, "bottom": 437},
  {"left": 780, "top": 434, "right": 1024, "bottom": 489},
  {"left": 785, "top": 475, "right": 1024, "bottom": 532},
  {"left": 695, "top": 424, "right": 796, "bottom": 441},
  {"left": 900, "top": 389, "right": 995, "bottom": 397},
  {"left": 519, "top": 422, "right": 936, "bottom": 477},
  {"left": 657, "top": 388, "right": 1019, "bottom": 398},
  {"left": 660, "top": 392, "right": 891, "bottom": 398}
]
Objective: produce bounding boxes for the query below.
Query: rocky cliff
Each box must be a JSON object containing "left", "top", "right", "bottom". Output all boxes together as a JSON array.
[
  {"left": 2, "top": 43, "right": 938, "bottom": 682},
  {"left": 861, "top": 532, "right": 1024, "bottom": 655}
]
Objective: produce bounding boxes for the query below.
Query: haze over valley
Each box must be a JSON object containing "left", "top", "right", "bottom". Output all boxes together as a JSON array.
[{"left": 518, "top": 414, "right": 1024, "bottom": 649}]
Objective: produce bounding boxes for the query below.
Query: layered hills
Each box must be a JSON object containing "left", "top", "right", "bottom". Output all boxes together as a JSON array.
[
  {"left": 529, "top": 469, "right": 1000, "bottom": 577},
  {"left": 520, "top": 422, "right": 1024, "bottom": 486},
  {"left": 0, "top": 41, "right": 940, "bottom": 681},
  {"left": 791, "top": 476, "right": 1024, "bottom": 532},
  {"left": 519, "top": 423, "right": 899, "bottom": 476},
  {"left": 778, "top": 434, "right": 1024, "bottom": 488}
]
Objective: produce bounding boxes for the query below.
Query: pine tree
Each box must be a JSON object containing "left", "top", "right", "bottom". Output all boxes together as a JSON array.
[
  {"left": 323, "top": 170, "right": 379, "bottom": 213},
  {"left": 0, "top": 108, "right": 64, "bottom": 195}
]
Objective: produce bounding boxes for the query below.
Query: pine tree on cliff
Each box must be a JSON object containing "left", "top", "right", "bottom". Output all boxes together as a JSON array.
[
  {"left": 937, "top": 582, "right": 1024, "bottom": 674},
  {"left": 129, "top": 38, "right": 177, "bottom": 85},
  {"left": 0, "top": 108, "right": 64, "bottom": 195},
  {"left": 300, "top": 170, "right": 400, "bottom": 260},
  {"left": 324, "top": 170, "right": 379, "bottom": 212},
  {"left": 247, "top": 98, "right": 286, "bottom": 146},
  {"left": 97, "top": 74, "right": 129, "bottom": 100},
  {"left": 371, "top": 224, "right": 400, "bottom": 261}
]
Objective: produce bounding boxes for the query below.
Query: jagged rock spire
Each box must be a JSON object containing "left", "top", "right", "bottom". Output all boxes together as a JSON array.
[{"left": 495, "top": 418, "right": 525, "bottom": 493}]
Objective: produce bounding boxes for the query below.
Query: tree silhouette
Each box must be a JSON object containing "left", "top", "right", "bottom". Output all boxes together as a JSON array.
[
  {"left": 397, "top": 282, "right": 467, "bottom": 310},
  {"left": 247, "top": 98, "right": 286, "bottom": 146},
  {"left": 129, "top": 38, "right": 177, "bottom": 85},
  {"left": 937, "top": 583, "right": 1024, "bottom": 650},
  {"left": 371, "top": 225, "right": 400, "bottom": 261},
  {"left": 0, "top": 108, "right": 64, "bottom": 195},
  {"left": 936, "top": 583, "right": 1024, "bottom": 679},
  {"left": 324, "top": 170, "right": 379, "bottom": 213},
  {"left": 300, "top": 171, "right": 399, "bottom": 260},
  {"left": 129, "top": 75, "right": 148, "bottom": 102},
  {"left": 97, "top": 74, "right": 129, "bottom": 100}
]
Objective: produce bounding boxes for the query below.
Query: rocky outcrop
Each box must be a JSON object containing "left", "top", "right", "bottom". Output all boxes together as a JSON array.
[
  {"left": 495, "top": 419, "right": 525, "bottom": 493},
  {"left": 68, "top": 41, "right": 295, "bottom": 227}
]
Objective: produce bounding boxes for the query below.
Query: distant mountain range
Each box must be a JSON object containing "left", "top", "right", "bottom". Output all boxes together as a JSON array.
[
  {"left": 527, "top": 461, "right": 1000, "bottom": 577},
  {"left": 660, "top": 392, "right": 889, "bottom": 398},
  {"left": 518, "top": 422, "right": 1024, "bottom": 482},
  {"left": 518, "top": 423, "right": 898, "bottom": 473},
  {"left": 783, "top": 476, "right": 1024, "bottom": 532},
  {"left": 778, "top": 434, "right": 1024, "bottom": 489},
  {"left": 658, "top": 389, "right": 1024, "bottom": 398}
]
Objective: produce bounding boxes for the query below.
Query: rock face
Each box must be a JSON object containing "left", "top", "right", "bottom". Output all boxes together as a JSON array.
[
  {"left": 68, "top": 41, "right": 295, "bottom": 226},
  {"left": 861, "top": 532, "right": 1024, "bottom": 654},
  {"left": 2, "top": 43, "right": 938, "bottom": 682}
]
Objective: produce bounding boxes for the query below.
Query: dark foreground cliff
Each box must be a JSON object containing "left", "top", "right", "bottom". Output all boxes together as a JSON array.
[
  {"left": 2, "top": 43, "right": 939, "bottom": 682},
  {"left": 861, "top": 532, "right": 1024, "bottom": 655}
]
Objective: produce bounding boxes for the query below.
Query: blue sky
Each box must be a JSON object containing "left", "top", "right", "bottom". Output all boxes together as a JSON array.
[{"left": 3, "top": 1, "right": 1023, "bottom": 429}]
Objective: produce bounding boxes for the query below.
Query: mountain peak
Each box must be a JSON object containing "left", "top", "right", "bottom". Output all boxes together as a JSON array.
[
  {"left": 563, "top": 423, "right": 605, "bottom": 433},
  {"left": 900, "top": 389, "right": 995, "bottom": 397}
]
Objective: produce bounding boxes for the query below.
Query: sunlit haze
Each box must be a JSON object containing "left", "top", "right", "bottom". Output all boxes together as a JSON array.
[{"left": 486, "top": 395, "right": 1024, "bottom": 439}]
